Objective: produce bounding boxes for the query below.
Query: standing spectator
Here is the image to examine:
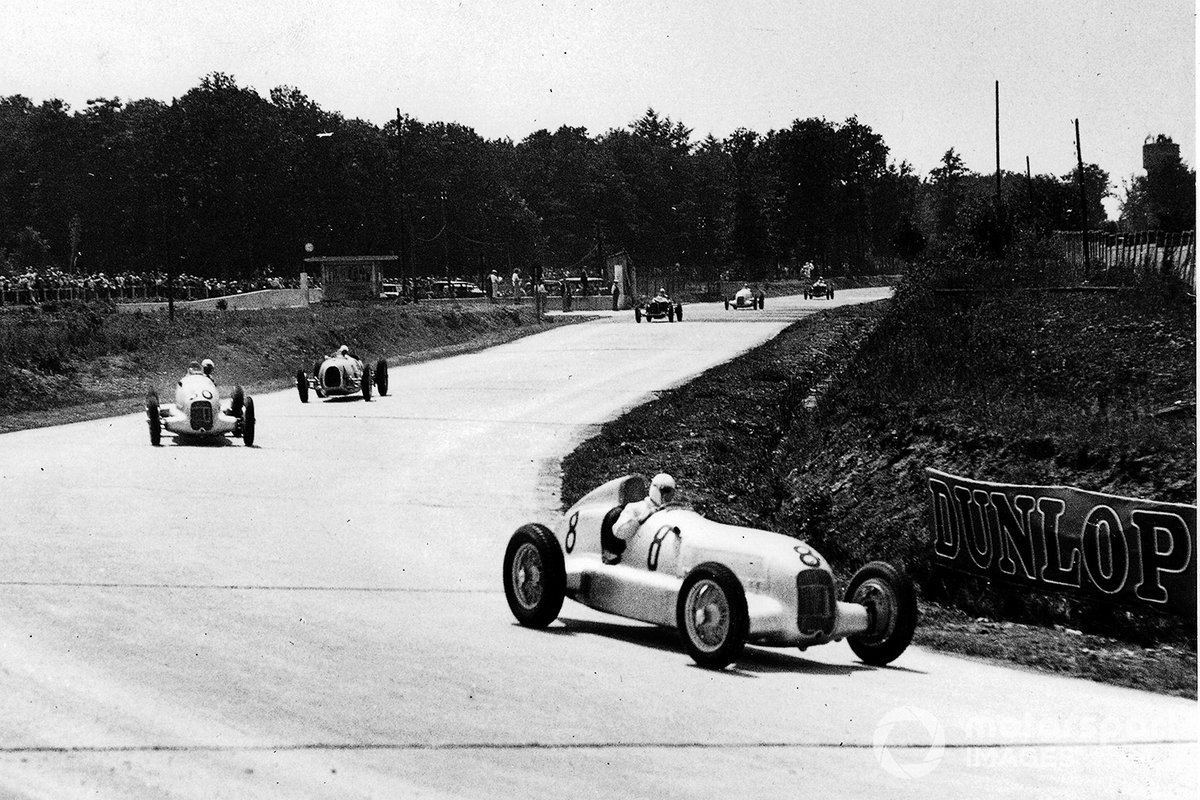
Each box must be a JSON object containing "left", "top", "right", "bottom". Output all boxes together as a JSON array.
[
  {"left": 611, "top": 279, "right": 621, "bottom": 311},
  {"left": 579, "top": 269, "right": 589, "bottom": 297},
  {"left": 561, "top": 277, "right": 572, "bottom": 312},
  {"left": 511, "top": 269, "right": 522, "bottom": 303},
  {"left": 487, "top": 270, "right": 500, "bottom": 302}
]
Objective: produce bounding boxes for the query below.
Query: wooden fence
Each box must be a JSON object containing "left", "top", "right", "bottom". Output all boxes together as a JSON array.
[{"left": 1052, "top": 230, "right": 1195, "bottom": 286}]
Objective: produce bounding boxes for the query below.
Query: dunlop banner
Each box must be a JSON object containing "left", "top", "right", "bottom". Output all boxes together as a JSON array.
[{"left": 926, "top": 469, "right": 1196, "bottom": 618}]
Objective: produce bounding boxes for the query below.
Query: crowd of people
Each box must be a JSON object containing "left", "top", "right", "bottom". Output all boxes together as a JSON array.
[{"left": 0, "top": 267, "right": 307, "bottom": 305}]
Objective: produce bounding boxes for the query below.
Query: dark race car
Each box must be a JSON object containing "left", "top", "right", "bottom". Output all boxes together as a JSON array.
[
  {"left": 804, "top": 279, "right": 834, "bottom": 300},
  {"left": 635, "top": 293, "right": 684, "bottom": 323}
]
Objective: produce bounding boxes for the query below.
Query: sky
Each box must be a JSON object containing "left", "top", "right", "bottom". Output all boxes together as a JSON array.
[{"left": 2, "top": 0, "right": 1194, "bottom": 219}]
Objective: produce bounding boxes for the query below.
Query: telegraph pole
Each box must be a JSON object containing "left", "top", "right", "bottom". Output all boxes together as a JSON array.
[
  {"left": 440, "top": 190, "right": 450, "bottom": 300},
  {"left": 395, "top": 108, "right": 414, "bottom": 303},
  {"left": 1075, "top": 119, "right": 1090, "bottom": 274},
  {"left": 994, "top": 81, "right": 1002, "bottom": 205}
]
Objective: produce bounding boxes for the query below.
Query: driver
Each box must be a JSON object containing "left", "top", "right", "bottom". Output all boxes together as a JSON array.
[
  {"left": 334, "top": 344, "right": 359, "bottom": 360},
  {"left": 735, "top": 283, "right": 753, "bottom": 303},
  {"left": 604, "top": 473, "right": 677, "bottom": 564},
  {"left": 655, "top": 287, "right": 668, "bottom": 299},
  {"left": 186, "top": 360, "right": 203, "bottom": 375},
  {"left": 201, "top": 358, "right": 215, "bottom": 379}
]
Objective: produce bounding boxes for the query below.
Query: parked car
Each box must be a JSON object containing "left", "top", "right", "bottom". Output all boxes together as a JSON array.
[
  {"left": 297, "top": 347, "right": 388, "bottom": 402},
  {"left": 146, "top": 361, "right": 255, "bottom": 446},
  {"left": 502, "top": 474, "right": 917, "bottom": 669}
]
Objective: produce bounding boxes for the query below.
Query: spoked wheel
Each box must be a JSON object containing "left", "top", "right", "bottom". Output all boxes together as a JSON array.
[
  {"left": 845, "top": 561, "right": 916, "bottom": 666},
  {"left": 241, "top": 396, "right": 256, "bottom": 446},
  {"left": 503, "top": 523, "right": 566, "bottom": 628},
  {"left": 146, "top": 390, "right": 161, "bottom": 446},
  {"left": 296, "top": 371, "right": 309, "bottom": 403},
  {"left": 230, "top": 386, "right": 245, "bottom": 418},
  {"left": 375, "top": 359, "right": 389, "bottom": 396},
  {"left": 361, "top": 366, "right": 372, "bottom": 401},
  {"left": 676, "top": 562, "right": 747, "bottom": 669}
]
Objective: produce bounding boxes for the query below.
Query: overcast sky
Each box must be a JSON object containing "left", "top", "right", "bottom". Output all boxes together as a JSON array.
[{"left": 2, "top": 0, "right": 1194, "bottom": 217}]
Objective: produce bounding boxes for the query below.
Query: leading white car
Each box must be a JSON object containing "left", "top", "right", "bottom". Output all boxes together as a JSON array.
[
  {"left": 146, "top": 363, "right": 255, "bottom": 446},
  {"left": 503, "top": 474, "right": 916, "bottom": 669}
]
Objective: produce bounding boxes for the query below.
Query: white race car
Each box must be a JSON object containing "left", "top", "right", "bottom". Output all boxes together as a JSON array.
[
  {"left": 296, "top": 348, "right": 389, "bottom": 402},
  {"left": 503, "top": 474, "right": 916, "bottom": 669},
  {"left": 146, "top": 362, "right": 255, "bottom": 446}
]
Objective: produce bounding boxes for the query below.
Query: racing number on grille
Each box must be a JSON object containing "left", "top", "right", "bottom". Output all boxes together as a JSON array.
[
  {"left": 565, "top": 512, "right": 579, "bottom": 553},
  {"left": 647, "top": 525, "right": 673, "bottom": 571}
]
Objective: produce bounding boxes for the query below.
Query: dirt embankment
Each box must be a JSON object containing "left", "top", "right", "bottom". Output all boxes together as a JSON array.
[
  {"left": 0, "top": 302, "right": 579, "bottom": 434},
  {"left": 561, "top": 290, "right": 1196, "bottom": 699}
]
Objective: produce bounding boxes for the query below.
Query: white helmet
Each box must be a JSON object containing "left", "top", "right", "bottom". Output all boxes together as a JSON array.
[
  {"left": 338, "top": 345, "right": 350, "bottom": 356},
  {"left": 201, "top": 358, "right": 214, "bottom": 377},
  {"left": 649, "top": 473, "right": 676, "bottom": 506}
]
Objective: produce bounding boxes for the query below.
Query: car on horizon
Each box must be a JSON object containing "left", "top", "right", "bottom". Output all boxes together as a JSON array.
[
  {"left": 146, "top": 361, "right": 255, "bottom": 446},
  {"left": 502, "top": 473, "right": 917, "bottom": 669},
  {"left": 297, "top": 348, "right": 389, "bottom": 402},
  {"left": 634, "top": 293, "right": 684, "bottom": 323}
]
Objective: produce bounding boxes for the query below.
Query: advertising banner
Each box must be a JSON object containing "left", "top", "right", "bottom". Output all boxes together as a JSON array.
[{"left": 926, "top": 469, "right": 1196, "bottom": 618}]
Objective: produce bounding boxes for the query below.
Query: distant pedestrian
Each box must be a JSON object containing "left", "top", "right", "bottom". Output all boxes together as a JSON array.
[
  {"left": 611, "top": 279, "right": 620, "bottom": 311},
  {"left": 511, "top": 269, "right": 522, "bottom": 302},
  {"left": 487, "top": 270, "right": 500, "bottom": 302},
  {"left": 580, "top": 269, "right": 589, "bottom": 297},
  {"left": 561, "top": 278, "right": 572, "bottom": 312}
]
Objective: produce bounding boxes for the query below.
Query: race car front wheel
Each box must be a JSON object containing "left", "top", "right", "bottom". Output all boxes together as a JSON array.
[
  {"left": 146, "top": 390, "right": 161, "bottom": 446},
  {"left": 241, "top": 396, "right": 256, "bottom": 446},
  {"left": 375, "top": 359, "right": 389, "bottom": 396},
  {"left": 296, "top": 371, "right": 309, "bottom": 403},
  {"left": 675, "top": 303, "right": 683, "bottom": 321},
  {"left": 845, "top": 561, "right": 916, "bottom": 666},
  {"left": 231, "top": 386, "right": 245, "bottom": 418},
  {"left": 503, "top": 523, "right": 566, "bottom": 628},
  {"left": 677, "top": 562, "right": 747, "bottom": 669},
  {"left": 635, "top": 306, "right": 642, "bottom": 323},
  {"left": 361, "top": 366, "right": 372, "bottom": 401}
]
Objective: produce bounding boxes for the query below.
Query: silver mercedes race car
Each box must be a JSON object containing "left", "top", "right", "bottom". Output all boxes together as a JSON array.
[
  {"left": 296, "top": 347, "right": 389, "bottom": 402},
  {"left": 146, "top": 361, "right": 255, "bottom": 446},
  {"left": 503, "top": 474, "right": 916, "bottom": 669}
]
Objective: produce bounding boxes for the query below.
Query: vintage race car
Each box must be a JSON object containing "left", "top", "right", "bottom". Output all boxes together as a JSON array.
[
  {"left": 146, "top": 365, "right": 255, "bottom": 446},
  {"left": 634, "top": 295, "right": 684, "bottom": 323},
  {"left": 296, "top": 351, "right": 389, "bottom": 402},
  {"left": 724, "top": 289, "right": 764, "bottom": 310},
  {"left": 503, "top": 474, "right": 916, "bottom": 669},
  {"left": 804, "top": 279, "right": 834, "bottom": 300}
]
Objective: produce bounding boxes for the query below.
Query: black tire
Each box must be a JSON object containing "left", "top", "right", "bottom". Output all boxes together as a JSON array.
[
  {"left": 675, "top": 303, "right": 683, "bottom": 321},
  {"left": 296, "top": 371, "right": 309, "bottom": 403},
  {"left": 503, "top": 523, "right": 566, "bottom": 628},
  {"left": 361, "top": 366, "right": 372, "bottom": 401},
  {"left": 635, "top": 306, "right": 642, "bottom": 323},
  {"left": 375, "top": 359, "right": 389, "bottom": 396},
  {"left": 241, "top": 396, "right": 256, "bottom": 446},
  {"left": 828, "top": 288, "right": 835, "bottom": 299},
  {"left": 845, "top": 561, "right": 917, "bottom": 666},
  {"left": 667, "top": 305, "right": 676, "bottom": 322},
  {"left": 757, "top": 295, "right": 765, "bottom": 309},
  {"left": 146, "top": 390, "right": 161, "bottom": 446},
  {"left": 724, "top": 299, "right": 730, "bottom": 310},
  {"left": 230, "top": 386, "right": 245, "bottom": 418},
  {"left": 676, "top": 562, "right": 748, "bottom": 669}
]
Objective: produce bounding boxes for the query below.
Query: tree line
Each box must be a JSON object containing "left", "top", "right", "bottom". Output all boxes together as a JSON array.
[{"left": 1, "top": 72, "right": 1190, "bottom": 284}]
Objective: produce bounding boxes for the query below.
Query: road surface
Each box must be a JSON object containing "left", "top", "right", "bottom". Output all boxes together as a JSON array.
[{"left": 0, "top": 289, "right": 1194, "bottom": 799}]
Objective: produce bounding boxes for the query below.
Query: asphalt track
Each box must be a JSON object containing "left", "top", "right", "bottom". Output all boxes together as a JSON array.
[{"left": 0, "top": 288, "right": 1194, "bottom": 799}]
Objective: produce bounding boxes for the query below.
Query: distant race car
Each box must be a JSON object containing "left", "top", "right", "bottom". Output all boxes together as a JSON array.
[
  {"left": 296, "top": 347, "right": 388, "bottom": 402},
  {"left": 804, "top": 279, "right": 834, "bottom": 300},
  {"left": 502, "top": 474, "right": 916, "bottom": 669},
  {"left": 634, "top": 294, "right": 684, "bottom": 323},
  {"left": 146, "top": 361, "right": 255, "bottom": 446},
  {"left": 724, "top": 287, "right": 765, "bottom": 310}
]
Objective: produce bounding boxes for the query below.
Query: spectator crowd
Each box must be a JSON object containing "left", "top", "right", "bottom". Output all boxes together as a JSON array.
[{"left": 0, "top": 267, "right": 308, "bottom": 305}]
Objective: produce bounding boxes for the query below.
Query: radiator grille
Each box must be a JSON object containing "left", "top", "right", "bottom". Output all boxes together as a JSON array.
[
  {"left": 189, "top": 402, "right": 214, "bottom": 431},
  {"left": 323, "top": 366, "right": 343, "bottom": 389},
  {"left": 796, "top": 569, "right": 835, "bottom": 636}
]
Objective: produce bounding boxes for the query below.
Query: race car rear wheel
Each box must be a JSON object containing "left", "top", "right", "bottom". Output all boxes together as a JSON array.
[
  {"left": 361, "top": 366, "right": 372, "bottom": 401},
  {"left": 503, "top": 523, "right": 565, "bottom": 628},
  {"left": 635, "top": 306, "right": 642, "bottom": 323},
  {"left": 756, "top": 295, "right": 764, "bottom": 310},
  {"left": 146, "top": 390, "right": 161, "bottom": 446},
  {"left": 845, "top": 561, "right": 916, "bottom": 666},
  {"left": 667, "top": 305, "right": 676, "bottom": 322},
  {"left": 241, "top": 396, "right": 256, "bottom": 446},
  {"left": 677, "top": 562, "right": 747, "bottom": 669},
  {"left": 375, "top": 360, "right": 389, "bottom": 396},
  {"left": 296, "top": 371, "right": 309, "bottom": 403},
  {"left": 675, "top": 303, "right": 683, "bottom": 321},
  {"left": 231, "top": 386, "right": 245, "bottom": 418},
  {"left": 724, "top": 299, "right": 730, "bottom": 310}
]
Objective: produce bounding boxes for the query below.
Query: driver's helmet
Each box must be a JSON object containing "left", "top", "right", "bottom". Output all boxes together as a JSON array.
[
  {"left": 656, "top": 288, "right": 667, "bottom": 297},
  {"left": 649, "top": 473, "right": 676, "bottom": 506},
  {"left": 201, "top": 358, "right": 215, "bottom": 378},
  {"left": 338, "top": 345, "right": 350, "bottom": 357}
]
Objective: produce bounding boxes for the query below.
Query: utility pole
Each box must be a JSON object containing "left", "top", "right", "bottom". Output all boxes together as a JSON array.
[
  {"left": 1025, "top": 156, "right": 1033, "bottom": 207},
  {"left": 440, "top": 190, "right": 450, "bottom": 300},
  {"left": 1075, "top": 119, "right": 1090, "bottom": 274},
  {"left": 395, "top": 108, "right": 413, "bottom": 303},
  {"left": 994, "top": 81, "right": 1002, "bottom": 205}
]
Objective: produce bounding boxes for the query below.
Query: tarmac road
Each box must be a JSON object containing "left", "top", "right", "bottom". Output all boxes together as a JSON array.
[{"left": 0, "top": 288, "right": 1194, "bottom": 799}]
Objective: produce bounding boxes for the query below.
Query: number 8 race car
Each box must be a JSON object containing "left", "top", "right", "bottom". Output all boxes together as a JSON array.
[
  {"left": 146, "top": 362, "right": 255, "bottom": 446},
  {"left": 503, "top": 474, "right": 916, "bottom": 669}
]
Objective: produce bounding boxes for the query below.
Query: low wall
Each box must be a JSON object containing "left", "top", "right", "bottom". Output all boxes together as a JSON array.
[{"left": 117, "top": 288, "right": 323, "bottom": 313}]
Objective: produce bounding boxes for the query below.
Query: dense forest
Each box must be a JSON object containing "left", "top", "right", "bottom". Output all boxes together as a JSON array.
[{"left": 0, "top": 72, "right": 1192, "bottom": 283}]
